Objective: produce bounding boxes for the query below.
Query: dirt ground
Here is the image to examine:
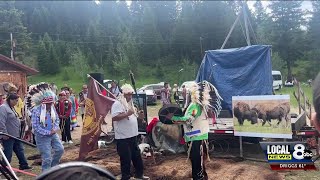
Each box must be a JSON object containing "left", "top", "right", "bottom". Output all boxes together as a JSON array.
[
  {"left": 8, "top": 103, "right": 320, "bottom": 180},
  {"left": 60, "top": 143, "right": 285, "bottom": 180},
  {"left": 59, "top": 104, "right": 319, "bottom": 180}
]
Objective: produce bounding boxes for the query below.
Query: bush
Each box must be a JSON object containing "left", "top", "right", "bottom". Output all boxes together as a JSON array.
[{"left": 62, "top": 69, "right": 70, "bottom": 81}]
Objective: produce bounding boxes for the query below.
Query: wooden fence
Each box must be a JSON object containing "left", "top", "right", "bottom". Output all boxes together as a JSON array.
[{"left": 293, "top": 78, "right": 312, "bottom": 120}]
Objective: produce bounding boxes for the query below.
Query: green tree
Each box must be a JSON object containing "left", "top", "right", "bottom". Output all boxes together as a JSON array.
[
  {"left": 309, "top": 1, "right": 320, "bottom": 47},
  {"left": 253, "top": 0, "right": 273, "bottom": 44},
  {"left": 268, "top": 1, "right": 305, "bottom": 79},
  {"left": 70, "top": 48, "right": 90, "bottom": 82},
  {"left": 113, "top": 29, "right": 139, "bottom": 78},
  {"left": 47, "top": 44, "right": 60, "bottom": 74},
  {"left": 36, "top": 39, "right": 48, "bottom": 74},
  {"left": 36, "top": 33, "right": 60, "bottom": 74},
  {"left": 0, "top": 1, "right": 31, "bottom": 62}
]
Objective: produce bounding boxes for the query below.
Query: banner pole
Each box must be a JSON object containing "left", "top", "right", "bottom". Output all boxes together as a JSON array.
[{"left": 86, "top": 74, "right": 111, "bottom": 93}]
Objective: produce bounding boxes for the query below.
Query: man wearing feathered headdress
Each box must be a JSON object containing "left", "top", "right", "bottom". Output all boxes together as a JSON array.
[
  {"left": 29, "top": 83, "right": 64, "bottom": 172},
  {"left": 111, "top": 83, "right": 149, "bottom": 180},
  {"left": 166, "top": 81, "right": 222, "bottom": 180}
]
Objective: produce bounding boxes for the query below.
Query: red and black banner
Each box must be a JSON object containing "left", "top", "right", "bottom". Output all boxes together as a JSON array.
[{"left": 78, "top": 77, "right": 116, "bottom": 160}]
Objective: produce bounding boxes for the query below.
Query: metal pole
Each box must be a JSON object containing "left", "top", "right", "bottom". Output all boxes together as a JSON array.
[
  {"left": 220, "top": 11, "right": 242, "bottom": 49},
  {"left": 0, "top": 145, "right": 19, "bottom": 180},
  {"left": 239, "top": 136, "right": 243, "bottom": 158},
  {"left": 243, "top": 2, "right": 251, "bottom": 46},
  {"left": 200, "top": 37, "right": 203, "bottom": 57},
  {"left": 298, "top": 82, "right": 301, "bottom": 114},
  {"left": 10, "top": 33, "right": 14, "bottom": 60}
]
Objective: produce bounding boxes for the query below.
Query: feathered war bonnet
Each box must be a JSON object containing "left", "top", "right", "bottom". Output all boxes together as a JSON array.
[
  {"left": 27, "top": 82, "right": 58, "bottom": 125},
  {"left": 189, "top": 81, "right": 222, "bottom": 118}
]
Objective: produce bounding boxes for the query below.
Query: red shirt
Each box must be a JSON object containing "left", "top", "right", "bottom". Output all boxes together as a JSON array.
[
  {"left": 102, "top": 89, "right": 107, "bottom": 96},
  {"left": 55, "top": 99, "right": 72, "bottom": 119}
]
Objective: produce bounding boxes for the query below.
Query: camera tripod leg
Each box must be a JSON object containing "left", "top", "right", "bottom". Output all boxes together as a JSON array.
[{"left": 0, "top": 146, "right": 18, "bottom": 180}]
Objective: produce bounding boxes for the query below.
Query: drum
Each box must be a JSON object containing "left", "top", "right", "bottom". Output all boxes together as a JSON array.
[{"left": 158, "top": 104, "right": 183, "bottom": 124}]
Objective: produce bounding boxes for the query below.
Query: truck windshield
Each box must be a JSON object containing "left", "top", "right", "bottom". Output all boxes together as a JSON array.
[{"left": 273, "top": 75, "right": 282, "bottom": 81}]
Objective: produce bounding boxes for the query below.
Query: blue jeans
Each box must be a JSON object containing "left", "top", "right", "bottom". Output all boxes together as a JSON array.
[
  {"left": 2, "top": 138, "right": 29, "bottom": 168},
  {"left": 34, "top": 133, "right": 64, "bottom": 172}
]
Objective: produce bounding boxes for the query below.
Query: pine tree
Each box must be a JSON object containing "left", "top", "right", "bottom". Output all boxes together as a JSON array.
[
  {"left": 269, "top": 1, "right": 305, "bottom": 79},
  {"left": 253, "top": 0, "right": 273, "bottom": 44},
  {"left": 253, "top": 0, "right": 266, "bottom": 23},
  {"left": 0, "top": 1, "right": 31, "bottom": 61},
  {"left": 36, "top": 33, "right": 60, "bottom": 74},
  {"left": 309, "top": 1, "right": 320, "bottom": 47},
  {"left": 36, "top": 38, "right": 49, "bottom": 74}
]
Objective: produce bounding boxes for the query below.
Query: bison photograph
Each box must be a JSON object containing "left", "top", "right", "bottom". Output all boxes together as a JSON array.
[{"left": 232, "top": 95, "right": 292, "bottom": 139}]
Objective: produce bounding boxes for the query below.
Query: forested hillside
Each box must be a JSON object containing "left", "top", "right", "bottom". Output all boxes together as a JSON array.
[{"left": 0, "top": 1, "right": 319, "bottom": 84}]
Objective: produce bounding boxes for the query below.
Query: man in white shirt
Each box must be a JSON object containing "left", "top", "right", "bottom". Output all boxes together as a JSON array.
[{"left": 111, "top": 84, "right": 149, "bottom": 180}]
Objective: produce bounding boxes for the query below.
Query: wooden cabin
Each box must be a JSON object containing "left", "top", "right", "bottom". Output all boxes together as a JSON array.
[{"left": 0, "top": 54, "right": 39, "bottom": 97}]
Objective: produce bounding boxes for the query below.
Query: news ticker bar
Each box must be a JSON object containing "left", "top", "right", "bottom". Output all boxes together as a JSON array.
[{"left": 269, "top": 163, "right": 317, "bottom": 170}]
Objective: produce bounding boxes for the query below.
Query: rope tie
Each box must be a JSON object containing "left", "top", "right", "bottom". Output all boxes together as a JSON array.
[
  {"left": 204, "top": 140, "right": 211, "bottom": 161},
  {"left": 186, "top": 141, "right": 193, "bottom": 162},
  {"left": 61, "top": 118, "right": 66, "bottom": 136},
  {"left": 198, "top": 143, "right": 205, "bottom": 180}
]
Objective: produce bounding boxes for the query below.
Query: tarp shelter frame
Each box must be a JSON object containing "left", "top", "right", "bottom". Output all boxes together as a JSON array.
[{"left": 219, "top": 2, "right": 259, "bottom": 159}]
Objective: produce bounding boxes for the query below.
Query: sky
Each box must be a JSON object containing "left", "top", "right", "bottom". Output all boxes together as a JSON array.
[
  {"left": 247, "top": 1, "right": 313, "bottom": 13},
  {"left": 95, "top": 0, "right": 314, "bottom": 14}
]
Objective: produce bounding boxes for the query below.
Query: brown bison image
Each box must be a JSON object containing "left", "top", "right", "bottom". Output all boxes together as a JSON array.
[
  {"left": 233, "top": 102, "right": 258, "bottom": 126},
  {"left": 252, "top": 102, "right": 290, "bottom": 126}
]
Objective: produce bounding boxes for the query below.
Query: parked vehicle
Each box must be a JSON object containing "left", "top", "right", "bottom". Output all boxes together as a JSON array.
[
  {"left": 272, "top": 71, "right": 283, "bottom": 90},
  {"left": 284, "top": 80, "right": 294, "bottom": 87},
  {"left": 139, "top": 84, "right": 164, "bottom": 99},
  {"left": 138, "top": 88, "right": 157, "bottom": 105},
  {"left": 103, "top": 79, "right": 114, "bottom": 89}
]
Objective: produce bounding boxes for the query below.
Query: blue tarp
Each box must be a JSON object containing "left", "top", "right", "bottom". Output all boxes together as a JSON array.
[{"left": 196, "top": 45, "right": 273, "bottom": 111}]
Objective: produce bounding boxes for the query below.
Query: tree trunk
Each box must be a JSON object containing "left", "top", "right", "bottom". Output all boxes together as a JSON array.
[{"left": 286, "top": 60, "right": 292, "bottom": 81}]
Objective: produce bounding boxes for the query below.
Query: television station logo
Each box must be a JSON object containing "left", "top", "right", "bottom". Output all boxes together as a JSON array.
[{"left": 260, "top": 142, "right": 317, "bottom": 170}]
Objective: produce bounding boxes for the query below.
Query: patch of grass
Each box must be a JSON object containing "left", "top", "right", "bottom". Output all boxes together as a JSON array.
[
  {"left": 9, "top": 146, "right": 41, "bottom": 179},
  {"left": 233, "top": 119, "right": 291, "bottom": 134},
  {"left": 28, "top": 67, "right": 84, "bottom": 93},
  {"left": 275, "top": 85, "right": 312, "bottom": 108},
  {"left": 27, "top": 67, "right": 162, "bottom": 93}
]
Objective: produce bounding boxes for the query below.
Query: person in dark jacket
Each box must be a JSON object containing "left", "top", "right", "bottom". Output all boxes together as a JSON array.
[{"left": 0, "top": 93, "right": 32, "bottom": 170}]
